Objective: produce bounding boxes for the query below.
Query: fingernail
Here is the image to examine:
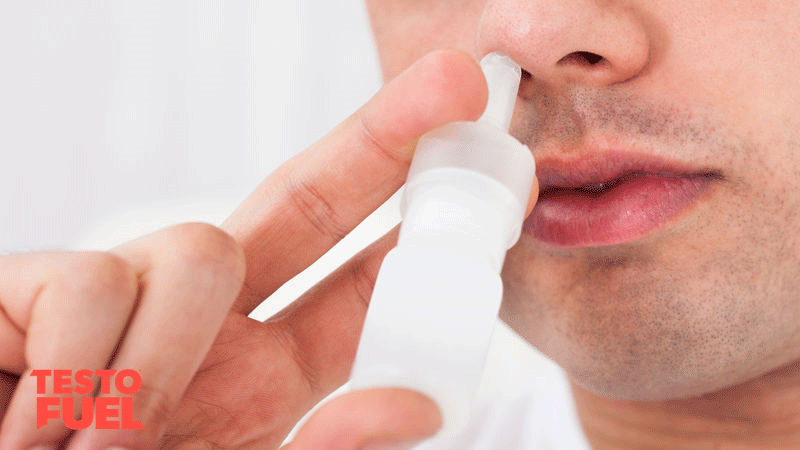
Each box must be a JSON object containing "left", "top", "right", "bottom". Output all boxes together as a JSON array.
[
  {"left": 27, "top": 446, "right": 56, "bottom": 450},
  {"left": 359, "top": 439, "right": 423, "bottom": 450},
  {"left": 105, "top": 447, "right": 131, "bottom": 450}
]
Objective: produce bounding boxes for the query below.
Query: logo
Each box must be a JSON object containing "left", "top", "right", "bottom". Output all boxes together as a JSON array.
[{"left": 32, "top": 369, "right": 144, "bottom": 430}]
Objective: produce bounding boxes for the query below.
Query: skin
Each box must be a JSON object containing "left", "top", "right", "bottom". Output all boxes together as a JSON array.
[{"left": 4, "top": 2, "right": 800, "bottom": 450}]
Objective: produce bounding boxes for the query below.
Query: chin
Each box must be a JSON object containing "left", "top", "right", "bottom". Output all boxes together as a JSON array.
[
  {"left": 563, "top": 362, "right": 725, "bottom": 402},
  {"left": 499, "top": 279, "right": 794, "bottom": 403},
  {"left": 526, "top": 325, "right": 799, "bottom": 403}
]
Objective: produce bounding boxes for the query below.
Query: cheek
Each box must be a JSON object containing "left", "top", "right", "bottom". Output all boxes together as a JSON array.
[
  {"left": 366, "top": 1, "right": 485, "bottom": 80},
  {"left": 651, "top": 2, "right": 800, "bottom": 140}
]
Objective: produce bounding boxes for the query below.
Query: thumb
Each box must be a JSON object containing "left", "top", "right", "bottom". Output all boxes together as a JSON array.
[{"left": 285, "top": 388, "right": 442, "bottom": 450}]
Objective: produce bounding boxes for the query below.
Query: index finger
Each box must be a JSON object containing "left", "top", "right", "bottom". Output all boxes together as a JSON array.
[{"left": 222, "top": 49, "right": 488, "bottom": 315}]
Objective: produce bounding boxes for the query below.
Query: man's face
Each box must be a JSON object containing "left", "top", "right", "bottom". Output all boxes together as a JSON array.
[{"left": 365, "top": 0, "right": 800, "bottom": 401}]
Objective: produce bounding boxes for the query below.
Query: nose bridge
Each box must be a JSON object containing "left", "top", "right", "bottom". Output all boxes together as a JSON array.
[{"left": 477, "top": 0, "right": 651, "bottom": 87}]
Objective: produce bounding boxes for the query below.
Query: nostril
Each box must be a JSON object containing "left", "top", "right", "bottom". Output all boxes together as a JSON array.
[
  {"left": 578, "top": 51, "right": 604, "bottom": 65},
  {"left": 521, "top": 68, "right": 533, "bottom": 81},
  {"left": 559, "top": 51, "right": 605, "bottom": 66}
]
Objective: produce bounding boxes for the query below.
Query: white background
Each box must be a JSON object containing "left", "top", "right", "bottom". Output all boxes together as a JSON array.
[{"left": 1, "top": 0, "right": 382, "bottom": 254}]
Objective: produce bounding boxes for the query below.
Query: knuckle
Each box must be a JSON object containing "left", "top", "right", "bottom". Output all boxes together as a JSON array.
[
  {"left": 54, "top": 252, "right": 138, "bottom": 303},
  {"left": 358, "top": 110, "right": 404, "bottom": 165},
  {"left": 284, "top": 174, "right": 351, "bottom": 242},
  {"left": 158, "top": 223, "right": 246, "bottom": 284}
]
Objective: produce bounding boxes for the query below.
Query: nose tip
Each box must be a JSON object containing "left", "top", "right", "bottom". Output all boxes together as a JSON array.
[{"left": 477, "top": 1, "right": 651, "bottom": 88}]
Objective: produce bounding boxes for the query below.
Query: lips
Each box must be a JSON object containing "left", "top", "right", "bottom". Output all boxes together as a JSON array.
[{"left": 524, "top": 154, "right": 721, "bottom": 248}]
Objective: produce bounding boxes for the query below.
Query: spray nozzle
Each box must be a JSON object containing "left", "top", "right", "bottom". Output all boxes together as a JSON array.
[{"left": 478, "top": 52, "right": 522, "bottom": 131}]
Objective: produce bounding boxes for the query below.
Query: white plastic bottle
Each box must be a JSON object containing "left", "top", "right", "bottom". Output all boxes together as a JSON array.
[{"left": 349, "top": 52, "right": 535, "bottom": 435}]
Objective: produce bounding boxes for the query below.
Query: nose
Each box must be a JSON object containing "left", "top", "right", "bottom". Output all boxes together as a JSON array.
[{"left": 476, "top": 0, "right": 651, "bottom": 88}]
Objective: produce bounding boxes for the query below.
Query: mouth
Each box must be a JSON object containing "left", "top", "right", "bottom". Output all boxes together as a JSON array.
[{"left": 523, "top": 154, "right": 722, "bottom": 248}]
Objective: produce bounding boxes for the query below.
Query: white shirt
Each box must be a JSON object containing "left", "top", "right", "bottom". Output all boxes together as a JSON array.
[{"left": 414, "top": 355, "right": 592, "bottom": 450}]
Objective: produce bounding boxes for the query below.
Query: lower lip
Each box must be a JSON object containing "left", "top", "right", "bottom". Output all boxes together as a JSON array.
[{"left": 524, "top": 174, "right": 717, "bottom": 248}]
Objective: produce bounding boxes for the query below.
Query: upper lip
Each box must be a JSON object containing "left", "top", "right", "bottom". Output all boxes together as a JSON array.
[{"left": 534, "top": 152, "right": 721, "bottom": 192}]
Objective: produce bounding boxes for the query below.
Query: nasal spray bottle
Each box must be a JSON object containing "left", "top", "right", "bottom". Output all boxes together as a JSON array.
[{"left": 349, "top": 52, "right": 535, "bottom": 436}]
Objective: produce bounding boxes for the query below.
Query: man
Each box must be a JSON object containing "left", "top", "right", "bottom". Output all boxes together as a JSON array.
[{"left": 2, "top": 1, "right": 799, "bottom": 449}]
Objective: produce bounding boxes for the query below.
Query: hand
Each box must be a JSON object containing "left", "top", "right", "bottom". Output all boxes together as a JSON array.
[
  {"left": 0, "top": 223, "right": 246, "bottom": 450},
  {"left": 159, "top": 49, "right": 489, "bottom": 450},
  {"left": 0, "top": 49, "right": 489, "bottom": 450}
]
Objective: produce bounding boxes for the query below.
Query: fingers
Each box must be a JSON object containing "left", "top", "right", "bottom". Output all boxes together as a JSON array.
[
  {"left": 285, "top": 388, "right": 441, "bottom": 450},
  {"left": 0, "top": 251, "right": 139, "bottom": 449},
  {"left": 0, "top": 223, "right": 245, "bottom": 450},
  {"left": 157, "top": 228, "right": 400, "bottom": 450},
  {"left": 65, "top": 223, "right": 245, "bottom": 450},
  {"left": 0, "top": 252, "right": 137, "bottom": 375},
  {"left": 222, "top": 49, "right": 488, "bottom": 315}
]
